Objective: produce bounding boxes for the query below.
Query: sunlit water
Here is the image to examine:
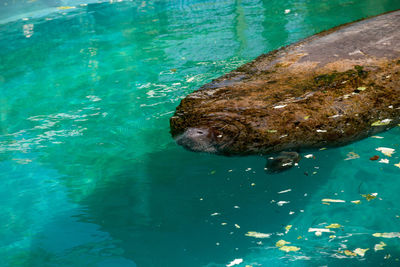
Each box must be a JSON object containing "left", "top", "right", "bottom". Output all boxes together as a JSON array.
[{"left": 1, "top": 1, "right": 400, "bottom": 266}]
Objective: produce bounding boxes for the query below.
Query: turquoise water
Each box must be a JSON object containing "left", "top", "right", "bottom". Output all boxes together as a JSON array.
[{"left": 1, "top": 0, "right": 400, "bottom": 266}]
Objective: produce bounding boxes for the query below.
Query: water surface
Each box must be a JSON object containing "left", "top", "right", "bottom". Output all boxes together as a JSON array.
[{"left": 1, "top": 0, "right": 400, "bottom": 266}]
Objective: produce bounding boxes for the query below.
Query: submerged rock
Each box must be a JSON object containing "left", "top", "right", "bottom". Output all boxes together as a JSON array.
[{"left": 170, "top": 10, "right": 400, "bottom": 157}]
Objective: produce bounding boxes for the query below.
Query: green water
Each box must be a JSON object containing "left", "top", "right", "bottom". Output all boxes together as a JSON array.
[{"left": 0, "top": 0, "right": 400, "bottom": 266}]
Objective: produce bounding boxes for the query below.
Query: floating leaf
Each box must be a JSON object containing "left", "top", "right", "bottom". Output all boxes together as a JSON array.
[
  {"left": 345, "top": 152, "right": 359, "bottom": 160},
  {"left": 325, "top": 223, "right": 342, "bottom": 229},
  {"left": 245, "top": 232, "right": 271, "bottom": 238},
  {"left": 351, "top": 200, "right": 361, "bottom": 204},
  {"left": 376, "top": 147, "right": 395, "bottom": 157},
  {"left": 285, "top": 225, "right": 292, "bottom": 233},
  {"left": 279, "top": 246, "right": 300, "bottom": 252},
  {"left": 374, "top": 241, "right": 387, "bottom": 251},
  {"left": 372, "top": 119, "right": 392, "bottom": 126},
  {"left": 57, "top": 6, "right": 76, "bottom": 10},
  {"left": 370, "top": 155, "right": 379, "bottom": 161},
  {"left": 354, "top": 248, "right": 369, "bottom": 257},
  {"left": 361, "top": 193, "right": 377, "bottom": 201},
  {"left": 373, "top": 232, "right": 400, "bottom": 238},
  {"left": 226, "top": 258, "right": 243, "bottom": 267},
  {"left": 395, "top": 162, "right": 400, "bottom": 168},
  {"left": 308, "top": 228, "right": 333, "bottom": 233},
  {"left": 276, "top": 240, "right": 290, "bottom": 247},
  {"left": 344, "top": 250, "right": 357, "bottom": 256},
  {"left": 321, "top": 199, "right": 346, "bottom": 203},
  {"left": 379, "top": 159, "right": 389, "bottom": 164}
]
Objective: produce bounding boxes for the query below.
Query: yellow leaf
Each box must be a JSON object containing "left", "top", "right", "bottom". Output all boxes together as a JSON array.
[
  {"left": 325, "top": 223, "right": 342, "bottom": 229},
  {"left": 285, "top": 225, "right": 292, "bottom": 233},
  {"left": 57, "top": 6, "right": 76, "bottom": 10},
  {"left": 276, "top": 240, "right": 290, "bottom": 247},
  {"left": 351, "top": 200, "right": 361, "bottom": 204},
  {"left": 361, "top": 193, "right": 377, "bottom": 201},
  {"left": 376, "top": 147, "right": 395, "bottom": 157},
  {"left": 394, "top": 162, "right": 400, "bottom": 168},
  {"left": 344, "top": 250, "right": 357, "bottom": 256},
  {"left": 357, "top": 86, "right": 367, "bottom": 91},
  {"left": 279, "top": 245, "right": 300, "bottom": 252}
]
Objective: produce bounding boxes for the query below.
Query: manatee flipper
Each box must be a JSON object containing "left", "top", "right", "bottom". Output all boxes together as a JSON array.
[{"left": 265, "top": 151, "right": 301, "bottom": 173}]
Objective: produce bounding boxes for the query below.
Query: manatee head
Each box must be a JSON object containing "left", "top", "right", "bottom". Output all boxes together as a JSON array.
[{"left": 170, "top": 110, "right": 247, "bottom": 155}]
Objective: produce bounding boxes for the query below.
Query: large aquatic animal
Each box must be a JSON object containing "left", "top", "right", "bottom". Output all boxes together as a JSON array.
[{"left": 170, "top": 10, "right": 400, "bottom": 171}]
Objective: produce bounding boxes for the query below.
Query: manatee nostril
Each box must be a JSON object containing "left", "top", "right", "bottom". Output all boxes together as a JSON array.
[{"left": 197, "top": 130, "right": 204, "bottom": 135}]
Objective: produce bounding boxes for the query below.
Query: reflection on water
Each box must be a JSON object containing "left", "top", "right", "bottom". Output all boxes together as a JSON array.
[{"left": 1, "top": 0, "right": 400, "bottom": 266}]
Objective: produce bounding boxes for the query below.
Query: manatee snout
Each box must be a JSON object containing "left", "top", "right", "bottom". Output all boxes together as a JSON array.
[{"left": 174, "top": 127, "right": 218, "bottom": 153}]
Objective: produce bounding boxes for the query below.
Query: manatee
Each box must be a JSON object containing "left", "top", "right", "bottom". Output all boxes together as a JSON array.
[{"left": 170, "top": 10, "right": 400, "bottom": 168}]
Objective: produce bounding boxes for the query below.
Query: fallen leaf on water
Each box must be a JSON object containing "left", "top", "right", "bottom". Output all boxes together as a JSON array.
[
  {"left": 372, "top": 119, "right": 392, "bottom": 126},
  {"left": 371, "top": 136, "right": 384, "bottom": 139},
  {"left": 235, "top": 224, "right": 240, "bottom": 229},
  {"left": 279, "top": 246, "right": 300, "bottom": 252},
  {"left": 321, "top": 199, "right": 346, "bottom": 203},
  {"left": 304, "top": 154, "right": 313, "bottom": 158},
  {"left": 276, "top": 240, "right": 290, "bottom": 247},
  {"left": 370, "top": 155, "right": 379, "bottom": 161},
  {"left": 379, "top": 159, "right": 389, "bottom": 164},
  {"left": 308, "top": 228, "right": 333, "bottom": 233},
  {"left": 376, "top": 147, "right": 395, "bottom": 157},
  {"left": 374, "top": 241, "right": 387, "bottom": 251},
  {"left": 325, "top": 223, "right": 342, "bottom": 229},
  {"left": 245, "top": 232, "right": 271, "bottom": 238},
  {"left": 361, "top": 193, "right": 378, "bottom": 201},
  {"left": 285, "top": 225, "right": 292, "bottom": 233},
  {"left": 344, "top": 250, "right": 357, "bottom": 256},
  {"left": 57, "top": 6, "right": 76, "bottom": 10},
  {"left": 395, "top": 162, "right": 400, "bottom": 168},
  {"left": 329, "top": 235, "right": 336, "bottom": 239},
  {"left": 373, "top": 232, "right": 400, "bottom": 238},
  {"left": 354, "top": 248, "right": 369, "bottom": 257},
  {"left": 226, "top": 258, "right": 243, "bottom": 267},
  {"left": 345, "top": 152, "right": 359, "bottom": 160},
  {"left": 170, "top": 68, "right": 177, "bottom": 72},
  {"left": 351, "top": 200, "right": 361, "bottom": 204}
]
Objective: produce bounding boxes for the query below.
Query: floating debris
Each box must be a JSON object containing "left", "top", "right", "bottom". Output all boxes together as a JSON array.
[
  {"left": 361, "top": 193, "right": 378, "bottom": 201},
  {"left": 379, "top": 159, "right": 389, "bottom": 164},
  {"left": 57, "top": 6, "right": 76, "bottom": 10},
  {"left": 211, "top": 213, "right": 220, "bottom": 216},
  {"left": 245, "top": 232, "right": 271, "bottom": 238},
  {"left": 351, "top": 200, "right": 361, "bottom": 204},
  {"left": 395, "top": 162, "right": 400, "bottom": 168},
  {"left": 308, "top": 228, "right": 333, "bottom": 233},
  {"left": 371, "top": 136, "right": 384, "bottom": 139},
  {"left": 278, "top": 189, "right": 292, "bottom": 194},
  {"left": 354, "top": 248, "right": 369, "bottom": 257},
  {"left": 370, "top": 155, "right": 379, "bottom": 161},
  {"left": 325, "top": 223, "right": 342, "bottom": 229},
  {"left": 276, "top": 240, "right": 290, "bottom": 247},
  {"left": 304, "top": 154, "right": 314, "bottom": 158},
  {"left": 373, "top": 232, "right": 400, "bottom": 238},
  {"left": 234, "top": 224, "right": 240, "bottom": 229},
  {"left": 280, "top": 245, "right": 300, "bottom": 252},
  {"left": 376, "top": 147, "right": 395, "bottom": 157},
  {"left": 226, "top": 258, "right": 243, "bottom": 267},
  {"left": 371, "top": 119, "right": 392, "bottom": 126},
  {"left": 321, "top": 199, "right": 346, "bottom": 203},
  {"left": 345, "top": 152, "right": 360, "bottom": 160},
  {"left": 344, "top": 250, "right": 357, "bottom": 257},
  {"left": 285, "top": 225, "right": 292, "bottom": 234},
  {"left": 374, "top": 241, "right": 387, "bottom": 251},
  {"left": 277, "top": 201, "right": 290, "bottom": 206}
]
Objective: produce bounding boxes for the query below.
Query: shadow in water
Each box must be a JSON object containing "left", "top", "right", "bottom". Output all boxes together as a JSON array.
[{"left": 43, "top": 143, "right": 340, "bottom": 266}]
